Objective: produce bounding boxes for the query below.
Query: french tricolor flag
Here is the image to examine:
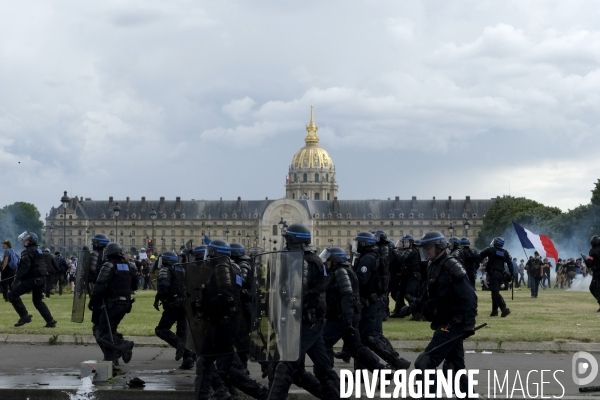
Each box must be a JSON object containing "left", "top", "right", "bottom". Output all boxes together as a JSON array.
[{"left": 512, "top": 221, "right": 559, "bottom": 262}]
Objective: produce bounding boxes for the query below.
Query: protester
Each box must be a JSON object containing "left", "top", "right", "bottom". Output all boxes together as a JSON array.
[{"left": 1, "top": 240, "right": 18, "bottom": 301}]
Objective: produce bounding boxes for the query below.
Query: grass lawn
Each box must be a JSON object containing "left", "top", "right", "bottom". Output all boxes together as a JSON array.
[{"left": 0, "top": 285, "right": 598, "bottom": 343}]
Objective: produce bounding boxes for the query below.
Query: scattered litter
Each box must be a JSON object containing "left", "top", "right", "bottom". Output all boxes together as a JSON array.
[
  {"left": 126, "top": 377, "right": 146, "bottom": 388},
  {"left": 37, "top": 383, "right": 49, "bottom": 386},
  {"left": 482, "top": 351, "right": 493, "bottom": 354},
  {"left": 577, "top": 324, "right": 581, "bottom": 326},
  {"left": 465, "top": 350, "right": 476, "bottom": 354},
  {"left": 525, "top": 353, "right": 532, "bottom": 355}
]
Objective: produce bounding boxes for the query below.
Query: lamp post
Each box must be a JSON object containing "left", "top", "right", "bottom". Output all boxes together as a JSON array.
[
  {"left": 150, "top": 208, "right": 156, "bottom": 249},
  {"left": 463, "top": 218, "right": 470, "bottom": 237},
  {"left": 49, "top": 224, "right": 54, "bottom": 250},
  {"left": 237, "top": 231, "right": 241, "bottom": 243},
  {"left": 246, "top": 234, "right": 249, "bottom": 247},
  {"left": 129, "top": 233, "right": 132, "bottom": 250},
  {"left": 263, "top": 236, "right": 266, "bottom": 251},
  {"left": 172, "top": 238, "right": 176, "bottom": 251},
  {"left": 110, "top": 230, "right": 114, "bottom": 242},
  {"left": 61, "top": 191, "right": 70, "bottom": 255},
  {"left": 161, "top": 236, "right": 165, "bottom": 252},
  {"left": 225, "top": 228, "right": 230, "bottom": 242},
  {"left": 85, "top": 228, "right": 90, "bottom": 245},
  {"left": 448, "top": 222, "right": 454, "bottom": 237},
  {"left": 113, "top": 203, "right": 121, "bottom": 244}
]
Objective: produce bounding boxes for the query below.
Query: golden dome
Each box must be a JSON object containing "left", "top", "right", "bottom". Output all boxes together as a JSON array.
[{"left": 290, "top": 106, "right": 334, "bottom": 171}]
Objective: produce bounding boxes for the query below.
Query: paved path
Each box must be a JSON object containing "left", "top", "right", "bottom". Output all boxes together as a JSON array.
[{"left": 1, "top": 343, "right": 600, "bottom": 399}]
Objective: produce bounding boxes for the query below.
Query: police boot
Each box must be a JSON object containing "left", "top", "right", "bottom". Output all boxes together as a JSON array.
[
  {"left": 179, "top": 351, "right": 196, "bottom": 370},
  {"left": 268, "top": 362, "right": 294, "bottom": 400},
  {"left": 293, "top": 368, "right": 325, "bottom": 399},
  {"left": 501, "top": 308, "right": 511, "bottom": 318},
  {"left": 333, "top": 349, "right": 351, "bottom": 363},
  {"left": 227, "top": 367, "right": 269, "bottom": 400},
  {"left": 122, "top": 340, "right": 135, "bottom": 363},
  {"left": 354, "top": 347, "right": 387, "bottom": 372},
  {"left": 14, "top": 314, "right": 32, "bottom": 327},
  {"left": 490, "top": 310, "right": 498, "bottom": 317}
]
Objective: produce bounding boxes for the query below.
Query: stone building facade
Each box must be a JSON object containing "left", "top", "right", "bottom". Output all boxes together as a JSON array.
[{"left": 45, "top": 108, "right": 496, "bottom": 255}]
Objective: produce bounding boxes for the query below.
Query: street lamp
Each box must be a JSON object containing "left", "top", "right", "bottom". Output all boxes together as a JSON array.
[
  {"left": 278, "top": 217, "right": 285, "bottom": 232},
  {"left": 225, "top": 228, "right": 230, "bottom": 241},
  {"left": 246, "top": 233, "right": 249, "bottom": 247},
  {"left": 463, "top": 218, "right": 471, "bottom": 237},
  {"left": 150, "top": 208, "right": 156, "bottom": 252},
  {"left": 161, "top": 236, "right": 165, "bottom": 252},
  {"left": 113, "top": 203, "right": 121, "bottom": 244},
  {"left": 448, "top": 222, "right": 454, "bottom": 237},
  {"left": 129, "top": 233, "right": 132, "bottom": 250},
  {"left": 263, "top": 236, "right": 266, "bottom": 251},
  {"left": 237, "top": 231, "right": 241, "bottom": 243},
  {"left": 49, "top": 224, "right": 54, "bottom": 248},
  {"left": 61, "top": 191, "right": 70, "bottom": 255},
  {"left": 85, "top": 227, "right": 90, "bottom": 245},
  {"left": 171, "top": 238, "right": 176, "bottom": 251},
  {"left": 109, "top": 230, "right": 114, "bottom": 242}
]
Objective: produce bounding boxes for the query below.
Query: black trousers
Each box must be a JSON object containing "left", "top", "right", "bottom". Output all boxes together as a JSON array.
[
  {"left": 10, "top": 276, "right": 53, "bottom": 322},
  {"left": 415, "top": 324, "right": 472, "bottom": 398},
  {"left": 488, "top": 271, "right": 507, "bottom": 312},
  {"left": 97, "top": 303, "right": 129, "bottom": 361},
  {"left": 590, "top": 278, "right": 600, "bottom": 305},
  {"left": 323, "top": 318, "right": 383, "bottom": 371},
  {"left": 1, "top": 267, "right": 15, "bottom": 300}
]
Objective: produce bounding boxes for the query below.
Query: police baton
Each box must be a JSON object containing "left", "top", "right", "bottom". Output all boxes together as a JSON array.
[
  {"left": 101, "top": 299, "right": 114, "bottom": 344},
  {"left": 424, "top": 323, "right": 487, "bottom": 355},
  {"left": 580, "top": 386, "right": 600, "bottom": 393}
]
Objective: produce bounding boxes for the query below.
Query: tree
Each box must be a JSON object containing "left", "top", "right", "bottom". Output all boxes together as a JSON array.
[
  {"left": 0, "top": 202, "right": 44, "bottom": 249},
  {"left": 475, "top": 196, "right": 561, "bottom": 249},
  {"left": 592, "top": 179, "right": 600, "bottom": 206}
]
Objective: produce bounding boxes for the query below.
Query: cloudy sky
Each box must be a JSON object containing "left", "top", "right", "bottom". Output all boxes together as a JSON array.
[{"left": 2, "top": 0, "right": 600, "bottom": 217}]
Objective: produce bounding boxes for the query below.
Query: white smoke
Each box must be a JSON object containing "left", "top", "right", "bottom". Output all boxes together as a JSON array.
[
  {"left": 567, "top": 275, "right": 592, "bottom": 292},
  {"left": 67, "top": 375, "right": 96, "bottom": 400}
]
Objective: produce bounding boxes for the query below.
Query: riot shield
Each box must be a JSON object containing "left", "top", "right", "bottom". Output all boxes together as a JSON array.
[
  {"left": 249, "top": 251, "right": 303, "bottom": 362},
  {"left": 71, "top": 250, "right": 92, "bottom": 323},
  {"left": 183, "top": 256, "right": 250, "bottom": 356}
]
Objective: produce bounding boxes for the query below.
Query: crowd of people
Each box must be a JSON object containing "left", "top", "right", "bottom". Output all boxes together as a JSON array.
[{"left": 2, "top": 226, "right": 599, "bottom": 400}]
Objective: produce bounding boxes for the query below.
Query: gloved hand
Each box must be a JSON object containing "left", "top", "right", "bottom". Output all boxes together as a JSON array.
[
  {"left": 463, "top": 324, "right": 475, "bottom": 339},
  {"left": 11, "top": 280, "right": 19, "bottom": 290},
  {"left": 153, "top": 299, "right": 160, "bottom": 311},
  {"left": 398, "top": 306, "right": 411, "bottom": 318}
]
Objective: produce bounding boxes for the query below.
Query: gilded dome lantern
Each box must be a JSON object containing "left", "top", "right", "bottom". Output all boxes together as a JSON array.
[{"left": 286, "top": 106, "right": 339, "bottom": 201}]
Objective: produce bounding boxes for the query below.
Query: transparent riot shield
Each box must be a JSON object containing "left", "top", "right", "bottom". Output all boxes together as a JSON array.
[
  {"left": 71, "top": 250, "right": 92, "bottom": 323},
  {"left": 249, "top": 251, "right": 303, "bottom": 362},
  {"left": 183, "top": 256, "right": 249, "bottom": 356}
]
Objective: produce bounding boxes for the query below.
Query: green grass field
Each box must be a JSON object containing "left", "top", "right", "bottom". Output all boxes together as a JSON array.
[{"left": 0, "top": 285, "right": 598, "bottom": 342}]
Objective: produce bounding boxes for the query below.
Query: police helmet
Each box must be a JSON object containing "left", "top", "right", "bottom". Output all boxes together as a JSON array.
[
  {"left": 193, "top": 246, "right": 207, "bottom": 259},
  {"left": 319, "top": 247, "right": 349, "bottom": 265},
  {"left": 591, "top": 235, "right": 600, "bottom": 248},
  {"left": 491, "top": 237, "right": 505, "bottom": 248},
  {"left": 460, "top": 237, "right": 470, "bottom": 247},
  {"left": 207, "top": 239, "right": 231, "bottom": 258},
  {"left": 354, "top": 232, "right": 377, "bottom": 252},
  {"left": 283, "top": 224, "right": 312, "bottom": 246},
  {"left": 92, "top": 234, "right": 110, "bottom": 249},
  {"left": 448, "top": 236, "right": 460, "bottom": 250},
  {"left": 230, "top": 243, "right": 250, "bottom": 259},
  {"left": 43, "top": 248, "right": 51, "bottom": 254},
  {"left": 402, "top": 235, "right": 415, "bottom": 249},
  {"left": 17, "top": 231, "right": 38, "bottom": 245},
  {"left": 161, "top": 251, "right": 179, "bottom": 266},
  {"left": 105, "top": 242, "right": 124, "bottom": 258},
  {"left": 370, "top": 230, "right": 389, "bottom": 244},
  {"left": 418, "top": 231, "right": 448, "bottom": 255}
]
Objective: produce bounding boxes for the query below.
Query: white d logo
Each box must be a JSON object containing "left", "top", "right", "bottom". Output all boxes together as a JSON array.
[{"left": 573, "top": 352, "right": 599, "bottom": 386}]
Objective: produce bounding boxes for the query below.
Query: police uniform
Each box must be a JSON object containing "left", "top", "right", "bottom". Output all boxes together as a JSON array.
[
  {"left": 154, "top": 251, "right": 195, "bottom": 369},
  {"left": 321, "top": 248, "right": 387, "bottom": 372},
  {"left": 585, "top": 236, "right": 600, "bottom": 310},
  {"left": 268, "top": 224, "right": 339, "bottom": 400},
  {"left": 354, "top": 232, "right": 411, "bottom": 370},
  {"left": 479, "top": 238, "right": 513, "bottom": 316},
  {"left": 10, "top": 232, "right": 56, "bottom": 327},
  {"left": 88, "top": 242, "right": 138, "bottom": 365},
  {"left": 400, "top": 232, "right": 478, "bottom": 397}
]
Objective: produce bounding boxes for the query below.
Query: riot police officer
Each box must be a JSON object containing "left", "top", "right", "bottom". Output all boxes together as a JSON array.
[
  {"left": 448, "top": 237, "right": 465, "bottom": 264},
  {"left": 194, "top": 239, "right": 268, "bottom": 400},
  {"left": 584, "top": 235, "right": 600, "bottom": 311},
  {"left": 192, "top": 245, "right": 206, "bottom": 261},
  {"left": 392, "top": 235, "right": 423, "bottom": 319},
  {"left": 154, "top": 251, "right": 195, "bottom": 370},
  {"left": 353, "top": 232, "right": 411, "bottom": 370},
  {"left": 460, "top": 238, "right": 480, "bottom": 289},
  {"left": 89, "top": 234, "right": 110, "bottom": 287},
  {"left": 230, "top": 242, "right": 253, "bottom": 370},
  {"left": 268, "top": 224, "right": 340, "bottom": 400},
  {"left": 479, "top": 237, "right": 513, "bottom": 317},
  {"left": 398, "top": 231, "right": 478, "bottom": 396},
  {"left": 88, "top": 242, "right": 138, "bottom": 366},
  {"left": 321, "top": 247, "right": 387, "bottom": 371},
  {"left": 10, "top": 232, "right": 57, "bottom": 328}
]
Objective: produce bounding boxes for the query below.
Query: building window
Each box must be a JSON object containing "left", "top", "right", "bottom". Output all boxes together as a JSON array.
[
  {"left": 337, "top": 230, "right": 341, "bottom": 236},
  {"left": 294, "top": 174, "right": 298, "bottom": 182},
  {"left": 327, "top": 193, "right": 330, "bottom": 200},
  {"left": 181, "top": 230, "right": 184, "bottom": 236},
  {"left": 315, "top": 173, "right": 319, "bottom": 182},
  {"left": 337, "top": 239, "right": 341, "bottom": 245},
  {"left": 316, "top": 239, "right": 319, "bottom": 245},
  {"left": 409, "top": 230, "right": 413, "bottom": 235},
  {"left": 171, "top": 230, "right": 175, "bottom": 236},
  {"left": 303, "top": 173, "right": 307, "bottom": 182},
  {"left": 326, "top": 174, "right": 329, "bottom": 182},
  {"left": 162, "top": 230, "right": 166, "bottom": 235},
  {"left": 390, "top": 230, "right": 394, "bottom": 236},
  {"left": 327, "top": 230, "right": 331, "bottom": 236},
  {"left": 292, "top": 193, "right": 295, "bottom": 199},
  {"left": 347, "top": 230, "right": 351, "bottom": 236},
  {"left": 357, "top": 222, "right": 360, "bottom": 225},
  {"left": 272, "top": 225, "right": 278, "bottom": 235},
  {"left": 314, "top": 193, "right": 320, "bottom": 200}
]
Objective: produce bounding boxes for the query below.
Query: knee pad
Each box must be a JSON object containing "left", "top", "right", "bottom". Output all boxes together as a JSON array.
[{"left": 414, "top": 352, "right": 431, "bottom": 370}]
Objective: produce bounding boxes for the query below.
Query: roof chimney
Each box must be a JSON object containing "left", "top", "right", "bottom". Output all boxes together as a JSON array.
[
  {"left": 126, "top": 197, "right": 130, "bottom": 210},
  {"left": 159, "top": 197, "right": 165, "bottom": 213},
  {"left": 141, "top": 196, "right": 146, "bottom": 212},
  {"left": 411, "top": 196, "right": 417, "bottom": 211},
  {"left": 175, "top": 197, "right": 181, "bottom": 212},
  {"left": 394, "top": 196, "right": 400, "bottom": 210},
  {"left": 448, "top": 196, "right": 452, "bottom": 211},
  {"left": 237, "top": 196, "right": 242, "bottom": 211},
  {"left": 465, "top": 196, "right": 472, "bottom": 212},
  {"left": 333, "top": 197, "right": 340, "bottom": 213},
  {"left": 432, "top": 196, "right": 437, "bottom": 209},
  {"left": 108, "top": 196, "right": 114, "bottom": 210}
]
